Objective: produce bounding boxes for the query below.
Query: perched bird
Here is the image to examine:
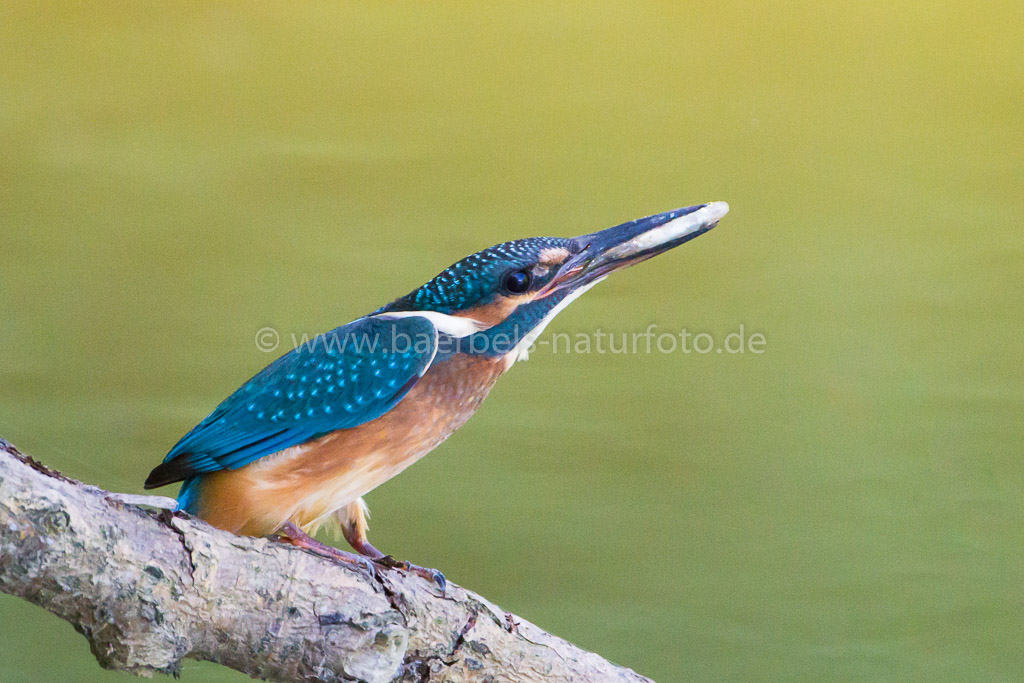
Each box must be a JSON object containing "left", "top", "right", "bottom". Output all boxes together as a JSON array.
[{"left": 146, "top": 202, "right": 728, "bottom": 587}]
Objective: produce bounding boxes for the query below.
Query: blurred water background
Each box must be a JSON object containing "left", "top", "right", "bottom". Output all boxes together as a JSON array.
[{"left": 1, "top": 2, "right": 1022, "bottom": 681}]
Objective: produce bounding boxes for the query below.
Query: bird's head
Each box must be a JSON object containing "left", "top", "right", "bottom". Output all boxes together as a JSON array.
[{"left": 379, "top": 202, "right": 728, "bottom": 361}]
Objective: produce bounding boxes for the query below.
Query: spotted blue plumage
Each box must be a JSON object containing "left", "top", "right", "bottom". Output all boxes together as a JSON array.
[
  {"left": 146, "top": 315, "right": 438, "bottom": 500},
  {"left": 147, "top": 203, "right": 729, "bottom": 523},
  {"left": 383, "top": 238, "right": 571, "bottom": 313}
]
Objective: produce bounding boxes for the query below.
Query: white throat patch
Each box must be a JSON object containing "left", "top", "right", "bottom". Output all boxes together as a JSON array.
[{"left": 373, "top": 310, "right": 488, "bottom": 338}]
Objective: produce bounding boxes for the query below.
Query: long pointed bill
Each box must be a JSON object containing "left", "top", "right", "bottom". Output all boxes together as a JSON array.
[{"left": 538, "top": 201, "right": 728, "bottom": 297}]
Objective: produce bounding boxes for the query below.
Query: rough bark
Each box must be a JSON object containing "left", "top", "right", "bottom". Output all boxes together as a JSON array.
[{"left": 0, "top": 437, "right": 651, "bottom": 682}]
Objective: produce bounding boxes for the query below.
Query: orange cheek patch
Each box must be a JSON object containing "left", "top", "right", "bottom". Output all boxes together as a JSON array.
[
  {"left": 455, "top": 296, "right": 531, "bottom": 326},
  {"left": 450, "top": 248, "right": 569, "bottom": 327}
]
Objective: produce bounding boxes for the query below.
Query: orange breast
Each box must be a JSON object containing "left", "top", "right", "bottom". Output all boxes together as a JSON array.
[{"left": 192, "top": 353, "right": 506, "bottom": 536}]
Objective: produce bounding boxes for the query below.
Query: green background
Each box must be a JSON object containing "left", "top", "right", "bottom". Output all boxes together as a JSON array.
[{"left": 2, "top": 2, "right": 1022, "bottom": 681}]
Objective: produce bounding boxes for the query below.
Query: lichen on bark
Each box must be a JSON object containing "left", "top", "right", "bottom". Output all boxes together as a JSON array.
[{"left": 0, "top": 438, "right": 651, "bottom": 682}]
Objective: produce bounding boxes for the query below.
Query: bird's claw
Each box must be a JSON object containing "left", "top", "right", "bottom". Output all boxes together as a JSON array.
[
  {"left": 357, "top": 556, "right": 380, "bottom": 580},
  {"left": 326, "top": 552, "right": 381, "bottom": 585},
  {"left": 420, "top": 567, "right": 446, "bottom": 592},
  {"left": 270, "top": 530, "right": 382, "bottom": 582},
  {"left": 373, "top": 555, "right": 446, "bottom": 592}
]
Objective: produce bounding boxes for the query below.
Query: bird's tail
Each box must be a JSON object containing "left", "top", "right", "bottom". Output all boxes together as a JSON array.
[{"left": 176, "top": 477, "right": 202, "bottom": 515}]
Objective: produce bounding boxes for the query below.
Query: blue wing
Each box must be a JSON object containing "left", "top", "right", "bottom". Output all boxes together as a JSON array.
[{"left": 145, "top": 314, "right": 438, "bottom": 488}]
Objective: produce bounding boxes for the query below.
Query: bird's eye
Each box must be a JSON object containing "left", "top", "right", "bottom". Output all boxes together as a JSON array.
[{"left": 501, "top": 269, "right": 532, "bottom": 294}]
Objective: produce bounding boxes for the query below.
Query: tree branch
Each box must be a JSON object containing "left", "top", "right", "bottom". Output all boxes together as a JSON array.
[{"left": 0, "top": 437, "right": 651, "bottom": 682}]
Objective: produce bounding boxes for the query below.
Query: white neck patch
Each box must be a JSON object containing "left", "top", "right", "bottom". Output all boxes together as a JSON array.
[
  {"left": 373, "top": 310, "right": 489, "bottom": 338},
  {"left": 505, "top": 277, "right": 605, "bottom": 367}
]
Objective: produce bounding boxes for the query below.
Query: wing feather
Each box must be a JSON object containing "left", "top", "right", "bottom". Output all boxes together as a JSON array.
[{"left": 144, "top": 315, "right": 437, "bottom": 488}]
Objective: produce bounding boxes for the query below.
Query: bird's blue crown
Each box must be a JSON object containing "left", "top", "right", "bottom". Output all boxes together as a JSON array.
[{"left": 380, "top": 237, "right": 571, "bottom": 314}]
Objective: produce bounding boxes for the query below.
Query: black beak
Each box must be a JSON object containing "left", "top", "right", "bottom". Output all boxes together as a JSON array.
[{"left": 540, "top": 202, "right": 728, "bottom": 297}]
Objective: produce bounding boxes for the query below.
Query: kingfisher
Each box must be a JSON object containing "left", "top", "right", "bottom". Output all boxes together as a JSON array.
[{"left": 145, "top": 201, "right": 728, "bottom": 588}]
